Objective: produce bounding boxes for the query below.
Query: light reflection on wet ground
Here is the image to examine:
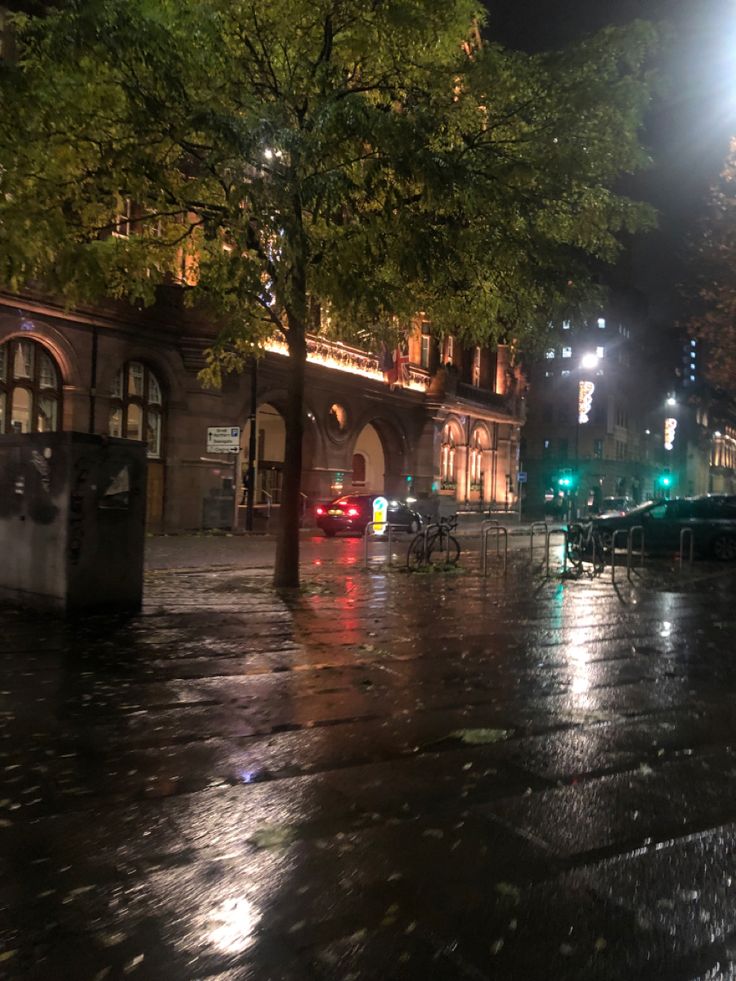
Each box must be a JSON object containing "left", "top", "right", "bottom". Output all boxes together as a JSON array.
[{"left": 1, "top": 536, "right": 736, "bottom": 978}]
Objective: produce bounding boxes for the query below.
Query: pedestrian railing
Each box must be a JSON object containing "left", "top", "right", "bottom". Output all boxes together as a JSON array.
[
  {"left": 679, "top": 527, "right": 694, "bottom": 569},
  {"left": 480, "top": 520, "right": 508, "bottom": 576},
  {"left": 544, "top": 527, "right": 568, "bottom": 577},
  {"left": 363, "top": 521, "right": 402, "bottom": 568},
  {"left": 529, "top": 522, "right": 549, "bottom": 562}
]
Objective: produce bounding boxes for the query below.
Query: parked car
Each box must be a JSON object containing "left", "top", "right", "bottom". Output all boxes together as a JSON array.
[
  {"left": 315, "top": 494, "right": 422, "bottom": 538},
  {"left": 598, "top": 496, "right": 636, "bottom": 516},
  {"left": 589, "top": 495, "right": 736, "bottom": 560}
]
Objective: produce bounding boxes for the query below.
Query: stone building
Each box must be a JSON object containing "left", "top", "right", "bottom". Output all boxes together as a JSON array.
[{"left": 0, "top": 288, "right": 525, "bottom": 531}]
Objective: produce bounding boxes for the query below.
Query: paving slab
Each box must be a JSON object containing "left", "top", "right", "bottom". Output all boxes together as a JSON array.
[{"left": 1, "top": 535, "right": 736, "bottom": 978}]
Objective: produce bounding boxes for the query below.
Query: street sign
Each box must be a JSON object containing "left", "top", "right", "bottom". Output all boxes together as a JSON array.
[
  {"left": 517, "top": 471, "right": 527, "bottom": 483},
  {"left": 207, "top": 426, "right": 241, "bottom": 453}
]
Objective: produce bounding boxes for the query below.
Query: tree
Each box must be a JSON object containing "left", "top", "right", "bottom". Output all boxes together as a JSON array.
[
  {"left": 687, "top": 138, "right": 736, "bottom": 393},
  {"left": 0, "top": 0, "right": 657, "bottom": 586}
]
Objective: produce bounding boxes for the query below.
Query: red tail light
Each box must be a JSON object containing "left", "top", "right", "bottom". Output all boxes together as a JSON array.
[
  {"left": 347, "top": 507, "right": 360, "bottom": 516},
  {"left": 315, "top": 506, "right": 325, "bottom": 515}
]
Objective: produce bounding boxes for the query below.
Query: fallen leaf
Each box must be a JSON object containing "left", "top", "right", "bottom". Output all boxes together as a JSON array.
[{"left": 451, "top": 728, "right": 511, "bottom": 745}]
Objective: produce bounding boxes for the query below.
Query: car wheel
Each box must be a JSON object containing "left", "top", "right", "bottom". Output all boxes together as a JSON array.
[
  {"left": 713, "top": 533, "right": 736, "bottom": 561},
  {"left": 323, "top": 529, "right": 336, "bottom": 538}
]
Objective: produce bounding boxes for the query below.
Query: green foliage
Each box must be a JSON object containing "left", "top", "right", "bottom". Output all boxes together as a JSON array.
[{"left": 0, "top": 1, "right": 658, "bottom": 362}]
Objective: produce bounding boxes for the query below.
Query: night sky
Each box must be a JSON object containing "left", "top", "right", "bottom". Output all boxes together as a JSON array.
[{"left": 483, "top": 0, "right": 736, "bottom": 328}]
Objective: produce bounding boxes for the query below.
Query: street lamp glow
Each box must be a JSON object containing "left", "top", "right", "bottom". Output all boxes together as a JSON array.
[
  {"left": 666, "top": 396, "right": 676, "bottom": 406},
  {"left": 580, "top": 352, "right": 599, "bottom": 370}
]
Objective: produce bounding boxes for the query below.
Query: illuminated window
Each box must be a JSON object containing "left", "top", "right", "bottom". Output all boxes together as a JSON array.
[
  {"left": 595, "top": 346, "right": 604, "bottom": 358},
  {"left": 440, "top": 424, "right": 456, "bottom": 485},
  {"left": 472, "top": 347, "right": 481, "bottom": 387},
  {"left": 0, "top": 338, "right": 62, "bottom": 434},
  {"left": 108, "top": 361, "right": 164, "bottom": 458},
  {"left": 597, "top": 318, "right": 606, "bottom": 329},
  {"left": 112, "top": 196, "right": 133, "bottom": 238},
  {"left": 444, "top": 336, "right": 454, "bottom": 365},
  {"left": 561, "top": 347, "right": 572, "bottom": 358},
  {"left": 420, "top": 334, "right": 431, "bottom": 369},
  {"left": 562, "top": 320, "right": 571, "bottom": 330}
]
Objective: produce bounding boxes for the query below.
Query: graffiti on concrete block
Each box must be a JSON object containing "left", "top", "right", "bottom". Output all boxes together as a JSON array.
[
  {"left": 30, "top": 450, "right": 51, "bottom": 494},
  {"left": 98, "top": 465, "right": 130, "bottom": 510}
]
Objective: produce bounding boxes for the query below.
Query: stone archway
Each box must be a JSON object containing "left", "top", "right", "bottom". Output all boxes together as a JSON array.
[
  {"left": 350, "top": 422, "right": 384, "bottom": 493},
  {"left": 243, "top": 403, "right": 285, "bottom": 504},
  {"left": 351, "top": 413, "right": 407, "bottom": 498}
]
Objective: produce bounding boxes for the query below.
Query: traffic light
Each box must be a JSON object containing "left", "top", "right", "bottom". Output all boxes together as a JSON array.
[
  {"left": 657, "top": 469, "right": 673, "bottom": 496},
  {"left": 557, "top": 470, "right": 576, "bottom": 491}
]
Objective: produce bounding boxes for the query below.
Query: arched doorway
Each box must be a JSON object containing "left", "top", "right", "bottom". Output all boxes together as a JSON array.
[
  {"left": 242, "top": 403, "right": 286, "bottom": 504},
  {"left": 351, "top": 423, "right": 385, "bottom": 494}
]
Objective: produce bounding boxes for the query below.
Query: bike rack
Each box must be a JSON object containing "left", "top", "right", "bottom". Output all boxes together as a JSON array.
[
  {"left": 611, "top": 528, "right": 634, "bottom": 584},
  {"left": 679, "top": 527, "right": 694, "bottom": 569},
  {"left": 627, "top": 525, "right": 645, "bottom": 580},
  {"left": 529, "top": 522, "right": 549, "bottom": 562},
  {"left": 480, "top": 521, "right": 508, "bottom": 576},
  {"left": 363, "top": 521, "right": 401, "bottom": 569},
  {"left": 544, "top": 528, "right": 568, "bottom": 577}
]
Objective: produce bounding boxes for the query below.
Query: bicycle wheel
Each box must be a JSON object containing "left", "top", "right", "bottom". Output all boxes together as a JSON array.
[
  {"left": 428, "top": 530, "right": 461, "bottom": 566},
  {"left": 406, "top": 533, "right": 427, "bottom": 569},
  {"left": 566, "top": 524, "right": 585, "bottom": 569}
]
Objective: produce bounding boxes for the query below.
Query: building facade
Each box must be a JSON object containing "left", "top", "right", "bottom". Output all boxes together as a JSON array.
[
  {"left": 521, "top": 310, "right": 665, "bottom": 516},
  {"left": 0, "top": 289, "right": 525, "bottom": 531}
]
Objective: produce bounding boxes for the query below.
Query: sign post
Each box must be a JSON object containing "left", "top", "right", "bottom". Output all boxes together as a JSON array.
[{"left": 206, "top": 427, "right": 241, "bottom": 531}]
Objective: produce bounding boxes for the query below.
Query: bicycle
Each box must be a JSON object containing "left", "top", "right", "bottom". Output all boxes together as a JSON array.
[
  {"left": 566, "top": 521, "right": 611, "bottom": 575},
  {"left": 406, "top": 514, "right": 461, "bottom": 569}
]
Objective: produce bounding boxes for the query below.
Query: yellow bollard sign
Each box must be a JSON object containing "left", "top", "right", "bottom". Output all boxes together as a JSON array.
[{"left": 372, "top": 496, "right": 388, "bottom": 535}]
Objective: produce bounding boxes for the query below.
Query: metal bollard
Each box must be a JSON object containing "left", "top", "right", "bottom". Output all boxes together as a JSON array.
[
  {"left": 679, "top": 527, "right": 694, "bottom": 569},
  {"left": 363, "top": 521, "right": 397, "bottom": 569},
  {"left": 481, "top": 522, "right": 508, "bottom": 576},
  {"left": 627, "top": 525, "right": 645, "bottom": 580},
  {"left": 544, "top": 528, "right": 568, "bottom": 577},
  {"left": 530, "top": 522, "right": 549, "bottom": 561}
]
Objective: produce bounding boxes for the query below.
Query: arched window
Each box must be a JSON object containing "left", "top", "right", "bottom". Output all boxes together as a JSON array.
[
  {"left": 352, "top": 452, "right": 366, "bottom": 485},
  {"left": 440, "top": 424, "right": 457, "bottom": 486},
  {"left": 0, "top": 338, "right": 62, "bottom": 434},
  {"left": 108, "top": 361, "right": 163, "bottom": 458}
]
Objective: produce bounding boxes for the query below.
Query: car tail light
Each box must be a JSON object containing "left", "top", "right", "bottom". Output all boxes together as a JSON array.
[
  {"left": 347, "top": 507, "right": 360, "bottom": 516},
  {"left": 315, "top": 506, "right": 325, "bottom": 515}
]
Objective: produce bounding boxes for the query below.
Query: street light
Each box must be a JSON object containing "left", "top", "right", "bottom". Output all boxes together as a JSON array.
[{"left": 580, "top": 352, "right": 600, "bottom": 371}]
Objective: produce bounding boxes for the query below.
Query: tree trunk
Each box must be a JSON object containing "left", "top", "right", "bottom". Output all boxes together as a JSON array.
[{"left": 273, "top": 315, "right": 306, "bottom": 588}]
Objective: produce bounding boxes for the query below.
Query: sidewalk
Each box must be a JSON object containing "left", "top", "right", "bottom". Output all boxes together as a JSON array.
[{"left": 2, "top": 546, "right": 736, "bottom": 979}]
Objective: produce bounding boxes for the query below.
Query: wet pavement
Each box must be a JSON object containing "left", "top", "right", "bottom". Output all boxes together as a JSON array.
[{"left": 2, "top": 534, "right": 736, "bottom": 979}]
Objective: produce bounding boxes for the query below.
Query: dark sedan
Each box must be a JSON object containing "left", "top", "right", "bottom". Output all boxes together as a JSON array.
[
  {"left": 589, "top": 495, "right": 736, "bottom": 560},
  {"left": 315, "top": 494, "right": 422, "bottom": 538}
]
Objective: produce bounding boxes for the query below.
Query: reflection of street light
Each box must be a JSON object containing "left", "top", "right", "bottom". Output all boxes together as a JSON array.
[{"left": 666, "top": 395, "right": 677, "bottom": 407}]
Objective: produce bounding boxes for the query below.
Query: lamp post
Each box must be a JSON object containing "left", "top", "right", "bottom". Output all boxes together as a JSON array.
[{"left": 245, "top": 357, "right": 258, "bottom": 532}]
